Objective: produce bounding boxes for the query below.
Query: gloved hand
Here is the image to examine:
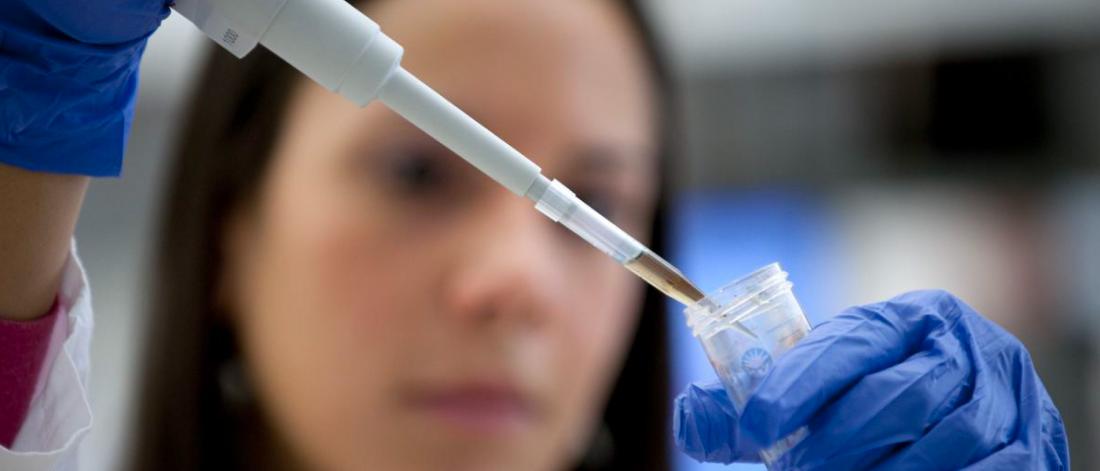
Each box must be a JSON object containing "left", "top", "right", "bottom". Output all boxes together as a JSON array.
[
  {"left": 0, "top": 0, "right": 171, "bottom": 176},
  {"left": 674, "top": 290, "right": 1070, "bottom": 470}
]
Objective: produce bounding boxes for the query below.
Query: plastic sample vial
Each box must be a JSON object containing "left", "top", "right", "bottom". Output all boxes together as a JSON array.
[{"left": 683, "top": 263, "right": 812, "bottom": 466}]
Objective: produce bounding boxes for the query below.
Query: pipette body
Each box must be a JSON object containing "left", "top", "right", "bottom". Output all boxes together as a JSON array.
[{"left": 172, "top": 0, "right": 704, "bottom": 305}]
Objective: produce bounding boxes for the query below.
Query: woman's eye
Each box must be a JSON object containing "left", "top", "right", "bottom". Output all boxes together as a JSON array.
[{"left": 385, "top": 151, "right": 449, "bottom": 195}]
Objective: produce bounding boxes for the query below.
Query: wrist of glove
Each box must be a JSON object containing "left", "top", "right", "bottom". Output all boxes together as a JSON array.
[
  {"left": 674, "top": 290, "right": 1070, "bottom": 470},
  {"left": 0, "top": 0, "right": 169, "bottom": 176}
]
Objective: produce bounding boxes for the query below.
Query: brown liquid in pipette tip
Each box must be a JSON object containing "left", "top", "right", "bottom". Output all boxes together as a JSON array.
[{"left": 624, "top": 250, "right": 705, "bottom": 306}]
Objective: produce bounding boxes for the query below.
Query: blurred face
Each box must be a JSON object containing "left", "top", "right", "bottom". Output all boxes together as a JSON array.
[{"left": 222, "top": 0, "right": 658, "bottom": 469}]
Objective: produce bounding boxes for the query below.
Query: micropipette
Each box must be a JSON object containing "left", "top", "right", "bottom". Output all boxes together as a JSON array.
[{"left": 172, "top": 0, "right": 705, "bottom": 306}]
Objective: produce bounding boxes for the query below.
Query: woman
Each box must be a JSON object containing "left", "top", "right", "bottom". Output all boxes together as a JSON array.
[
  {"left": 4, "top": 0, "right": 673, "bottom": 469},
  {"left": 133, "top": 0, "right": 672, "bottom": 469},
  {"left": 0, "top": 0, "right": 1070, "bottom": 469}
]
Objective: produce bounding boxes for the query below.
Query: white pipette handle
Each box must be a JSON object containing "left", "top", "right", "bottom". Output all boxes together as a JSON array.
[{"left": 172, "top": 0, "right": 649, "bottom": 262}]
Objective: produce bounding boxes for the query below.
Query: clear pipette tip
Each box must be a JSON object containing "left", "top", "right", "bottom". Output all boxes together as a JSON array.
[{"left": 525, "top": 175, "right": 706, "bottom": 306}]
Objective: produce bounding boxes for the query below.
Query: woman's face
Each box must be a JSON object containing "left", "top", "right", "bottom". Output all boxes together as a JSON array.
[{"left": 222, "top": 0, "right": 658, "bottom": 469}]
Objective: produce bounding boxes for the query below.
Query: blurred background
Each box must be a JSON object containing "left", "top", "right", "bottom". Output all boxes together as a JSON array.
[{"left": 75, "top": 1, "right": 1099, "bottom": 469}]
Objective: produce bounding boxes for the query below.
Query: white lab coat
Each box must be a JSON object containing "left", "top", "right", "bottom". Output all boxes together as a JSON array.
[{"left": 0, "top": 243, "right": 94, "bottom": 471}]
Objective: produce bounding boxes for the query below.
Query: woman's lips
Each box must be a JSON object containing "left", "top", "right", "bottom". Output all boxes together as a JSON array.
[{"left": 407, "top": 384, "right": 537, "bottom": 435}]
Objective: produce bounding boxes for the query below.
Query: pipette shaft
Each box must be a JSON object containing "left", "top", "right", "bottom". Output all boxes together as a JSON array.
[{"left": 172, "top": 0, "right": 705, "bottom": 305}]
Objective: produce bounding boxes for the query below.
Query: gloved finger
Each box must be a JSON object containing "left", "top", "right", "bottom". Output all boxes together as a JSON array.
[
  {"left": 673, "top": 381, "right": 761, "bottom": 464},
  {"left": 783, "top": 342, "right": 972, "bottom": 469},
  {"left": 739, "top": 290, "right": 970, "bottom": 448},
  {"left": 875, "top": 343, "right": 1068, "bottom": 470},
  {"left": 873, "top": 387, "right": 1015, "bottom": 471}
]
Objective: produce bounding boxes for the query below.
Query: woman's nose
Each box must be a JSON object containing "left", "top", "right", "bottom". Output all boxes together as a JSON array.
[{"left": 440, "top": 196, "right": 565, "bottom": 327}]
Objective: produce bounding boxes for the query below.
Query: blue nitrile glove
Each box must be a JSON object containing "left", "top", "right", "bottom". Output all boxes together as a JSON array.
[
  {"left": 674, "top": 290, "right": 1070, "bottom": 470},
  {"left": 0, "top": 0, "right": 171, "bottom": 176}
]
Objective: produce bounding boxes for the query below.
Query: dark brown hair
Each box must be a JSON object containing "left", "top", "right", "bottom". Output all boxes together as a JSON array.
[{"left": 131, "top": 2, "right": 676, "bottom": 470}]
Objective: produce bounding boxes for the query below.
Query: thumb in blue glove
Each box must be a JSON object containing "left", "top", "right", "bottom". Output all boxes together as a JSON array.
[
  {"left": 674, "top": 290, "right": 1070, "bottom": 470},
  {"left": 674, "top": 381, "right": 762, "bottom": 464}
]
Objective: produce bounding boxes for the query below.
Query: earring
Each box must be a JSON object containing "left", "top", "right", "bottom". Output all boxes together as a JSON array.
[{"left": 218, "top": 356, "right": 253, "bottom": 408}]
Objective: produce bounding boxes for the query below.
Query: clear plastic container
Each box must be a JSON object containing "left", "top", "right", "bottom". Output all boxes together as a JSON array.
[{"left": 683, "top": 262, "right": 812, "bottom": 466}]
